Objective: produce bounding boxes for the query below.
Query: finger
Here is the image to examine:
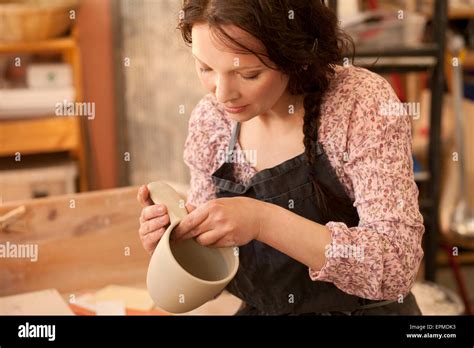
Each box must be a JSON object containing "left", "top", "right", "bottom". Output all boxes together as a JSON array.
[
  {"left": 175, "top": 225, "right": 205, "bottom": 241},
  {"left": 137, "top": 185, "right": 154, "bottom": 207},
  {"left": 141, "top": 228, "right": 166, "bottom": 254},
  {"left": 139, "top": 216, "right": 168, "bottom": 237},
  {"left": 173, "top": 204, "right": 210, "bottom": 239},
  {"left": 208, "top": 235, "right": 236, "bottom": 248},
  {"left": 142, "top": 228, "right": 164, "bottom": 246},
  {"left": 136, "top": 185, "right": 144, "bottom": 204},
  {"left": 171, "top": 203, "right": 198, "bottom": 239},
  {"left": 195, "top": 230, "right": 223, "bottom": 247},
  {"left": 141, "top": 204, "right": 168, "bottom": 221}
]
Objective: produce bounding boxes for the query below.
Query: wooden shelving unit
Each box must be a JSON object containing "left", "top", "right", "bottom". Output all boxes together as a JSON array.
[{"left": 0, "top": 27, "right": 89, "bottom": 191}]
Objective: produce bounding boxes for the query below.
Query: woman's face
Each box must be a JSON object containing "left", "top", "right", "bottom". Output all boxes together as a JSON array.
[{"left": 191, "top": 23, "right": 291, "bottom": 122}]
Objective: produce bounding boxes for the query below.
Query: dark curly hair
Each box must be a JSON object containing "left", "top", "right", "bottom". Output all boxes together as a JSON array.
[{"left": 177, "top": 0, "right": 355, "bottom": 219}]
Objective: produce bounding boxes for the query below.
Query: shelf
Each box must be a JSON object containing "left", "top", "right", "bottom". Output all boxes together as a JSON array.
[
  {"left": 422, "top": 5, "right": 474, "bottom": 19},
  {"left": 354, "top": 56, "right": 437, "bottom": 73},
  {"left": 347, "top": 43, "right": 439, "bottom": 73},
  {"left": 0, "top": 116, "right": 80, "bottom": 157},
  {"left": 354, "top": 43, "right": 439, "bottom": 58},
  {"left": 0, "top": 36, "right": 76, "bottom": 54}
]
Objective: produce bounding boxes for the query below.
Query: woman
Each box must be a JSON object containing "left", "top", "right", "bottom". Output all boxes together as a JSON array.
[{"left": 137, "top": 0, "right": 424, "bottom": 315}]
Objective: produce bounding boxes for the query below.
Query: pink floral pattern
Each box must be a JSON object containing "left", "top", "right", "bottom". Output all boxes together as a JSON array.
[{"left": 183, "top": 65, "right": 424, "bottom": 301}]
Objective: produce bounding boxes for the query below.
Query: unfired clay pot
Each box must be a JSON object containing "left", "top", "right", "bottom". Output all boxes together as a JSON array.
[{"left": 146, "top": 181, "right": 239, "bottom": 313}]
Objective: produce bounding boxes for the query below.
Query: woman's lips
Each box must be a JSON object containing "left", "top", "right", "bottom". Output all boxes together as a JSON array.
[{"left": 224, "top": 104, "right": 248, "bottom": 113}]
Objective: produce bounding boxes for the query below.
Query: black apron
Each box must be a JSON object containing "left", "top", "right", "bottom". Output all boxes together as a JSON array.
[{"left": 211, "top": 121, "right": 421, "bottom": 316}]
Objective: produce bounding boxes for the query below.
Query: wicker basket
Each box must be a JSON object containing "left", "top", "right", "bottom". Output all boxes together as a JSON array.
[{"left": 0, "top": 0, "right": 80, "bottom": 43}]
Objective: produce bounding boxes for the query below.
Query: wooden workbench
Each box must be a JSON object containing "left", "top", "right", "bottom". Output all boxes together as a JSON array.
[{"left": 0, "top": 184, "right": 242, "bottom": 315}]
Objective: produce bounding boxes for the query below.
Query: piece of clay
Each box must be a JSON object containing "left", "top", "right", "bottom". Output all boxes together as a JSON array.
[{"left": 146, "top": 181, "right": 239, "bottom": 314}]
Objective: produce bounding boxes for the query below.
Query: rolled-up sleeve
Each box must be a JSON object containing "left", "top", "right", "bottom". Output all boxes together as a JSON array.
[{"left": 309, "top": 77, "right": 425, "bottom": 301}]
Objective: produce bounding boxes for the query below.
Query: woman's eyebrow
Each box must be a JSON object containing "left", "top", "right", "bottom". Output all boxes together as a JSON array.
[{"left": 191, "top": 53, "right": 263, "bottom": 71}]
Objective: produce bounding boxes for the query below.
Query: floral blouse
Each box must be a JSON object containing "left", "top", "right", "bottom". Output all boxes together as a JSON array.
[{"left": 183, "top": 65, "right": 424, "bottom": 301}]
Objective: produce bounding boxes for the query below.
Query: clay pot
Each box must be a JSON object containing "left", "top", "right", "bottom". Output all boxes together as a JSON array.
[{"left": 146, "top": 181, "right": 239, "bottom": 313}]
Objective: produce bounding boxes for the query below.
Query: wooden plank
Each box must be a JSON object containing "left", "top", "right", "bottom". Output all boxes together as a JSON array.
[
  {"left": 0, "top": 37, "right": 75, "bottom": 53},
  {"left": 0, "top": 185, "right": 150, "bottom": 296},
  {"left": 0, "top": 116, "right": 80, "bottom": 156}
]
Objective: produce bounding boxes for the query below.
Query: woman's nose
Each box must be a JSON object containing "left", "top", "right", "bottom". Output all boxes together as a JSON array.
[{"left": 214, "top": 75, "right": 239, "bottom": 104}]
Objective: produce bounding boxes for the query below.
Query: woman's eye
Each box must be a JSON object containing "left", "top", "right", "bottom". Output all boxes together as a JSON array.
[
  {"left": 242, "top": 74, "right": 260, "bottom": 80},
  {"left": 199, "top": 67, "right": 259, "bottom": 80}
]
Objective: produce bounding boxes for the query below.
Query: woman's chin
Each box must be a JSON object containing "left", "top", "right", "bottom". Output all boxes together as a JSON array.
[{"left": 224, "top": 111, "right": 256, "bottom": 123}]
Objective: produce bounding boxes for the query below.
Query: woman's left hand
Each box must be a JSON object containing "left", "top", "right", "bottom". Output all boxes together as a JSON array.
[{"left": 171, "top": 197, "right": 264, "bottom": 248}]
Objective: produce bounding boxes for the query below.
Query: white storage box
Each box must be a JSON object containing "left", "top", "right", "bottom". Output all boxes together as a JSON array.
[
  {"left": 0, "top": 87, "right": 75, "bottom": 119},
  {"left": 26, "top": 63, "right": 73, "bottom": 89},
  {"left": 0, "top": 156, "right": 78, "bottom": 202}
]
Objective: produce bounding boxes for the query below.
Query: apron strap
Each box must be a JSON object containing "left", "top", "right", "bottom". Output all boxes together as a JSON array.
[{"left": 226, "top": 121, "right": 241, "bottom": 162}]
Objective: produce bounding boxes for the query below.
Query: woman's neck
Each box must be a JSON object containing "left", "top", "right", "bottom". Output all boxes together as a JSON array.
[{"left": 256, "top": 93, "right": 305, "bottom": 132}]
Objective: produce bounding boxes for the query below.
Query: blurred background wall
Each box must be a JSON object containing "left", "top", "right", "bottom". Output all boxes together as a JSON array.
[{"left": 114, "top": 0, "right": 205, "bottom": 187}]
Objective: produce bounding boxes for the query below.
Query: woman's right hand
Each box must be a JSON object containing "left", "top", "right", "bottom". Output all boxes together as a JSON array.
[{"left": 137, "top": 185, "right": 195, "bottom": 255}]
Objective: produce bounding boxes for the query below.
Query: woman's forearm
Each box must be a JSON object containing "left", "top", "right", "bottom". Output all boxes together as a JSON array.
[{"left": 255, "top": 200, "right": 332, "bottom": 271}]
